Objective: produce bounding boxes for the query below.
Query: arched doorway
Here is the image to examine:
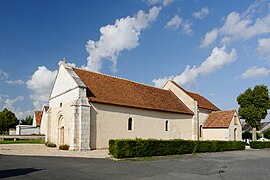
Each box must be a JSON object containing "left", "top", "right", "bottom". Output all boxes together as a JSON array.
[
  {"left": 58, "top": 115, "right": 65, "bottom": 146},
  {"left": 234, "top": 128, "right": 237, "bottom": 141}
]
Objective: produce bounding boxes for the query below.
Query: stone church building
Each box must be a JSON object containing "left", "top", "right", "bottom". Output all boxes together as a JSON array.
[{"left": 46, "top": 62, "right": 241, "bottom": 150}]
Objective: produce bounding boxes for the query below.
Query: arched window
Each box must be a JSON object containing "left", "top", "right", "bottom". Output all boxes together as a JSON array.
[
  {"left": 165, "top": 120, "right": 168, "bottom": 131},
  {"left": 128, "top": 117, "right": 132, "bottom": 130},
  {"left": 60, "top": 103, "right": 62, "bottom": 108},
  {"left": 199, "top": 125, "right": 202, "bottom": 137}
]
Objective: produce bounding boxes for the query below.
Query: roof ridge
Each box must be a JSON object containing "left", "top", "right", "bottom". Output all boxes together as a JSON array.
[
  {"left": 72, "top": 67, "right": 170, "bottom": 92},
  {"left": 212, "top": 109, "right": 236, "bottom": 113}
]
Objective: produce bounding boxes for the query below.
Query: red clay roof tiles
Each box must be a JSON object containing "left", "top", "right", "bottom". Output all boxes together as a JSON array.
[
  {"left": 203, "top": 110, "right": 236, "bottom": 128},
  {"left": 34, "top": 111, "right": 43, "bottom": 127},
  {"left": 169, "top": 81, "right": 220, "bottom": 111},
  {"left": 73, "top": 68, "right": 194, "bottom": 115}
]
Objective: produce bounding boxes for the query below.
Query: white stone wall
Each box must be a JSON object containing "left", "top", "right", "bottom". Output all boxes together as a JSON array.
[
  {"left": 198, "top": 109, "right": 211, "bottom": 140},
  {"left": 50, "top": 64, "right": 80, "bottom": 99},
  {"left": 32, "top": 115, "right": 37, "bottom": 127},
  {"left": 90, "top": 102, "right": 193, "bottom": 149},
  {"left": 202, "top": 112, "right": 242, "bottom": 141},
  {"left": 202, "top": 128, "right": 229, "bottom": 140},
  {"left": 40, "top": 109, "right": 48, "bottom": 135},
  {"left": 16, "top": 125, "right": 40, "bottom": 135},
  {"left": 163, "top": 81, "right": 195, "bottom": 111},
  {"left": 228, "top": 112, "right": 242, "bottom": 140},
  {"left": 163, "top": 81, "right": 198, "bottom": 140},
  {"left": 48, "top": 63, "right": 92, "bottom": 150}
]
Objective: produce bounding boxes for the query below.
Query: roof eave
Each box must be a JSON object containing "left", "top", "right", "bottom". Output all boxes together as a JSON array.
[{"left": 89, "top": 100, "right": 194, "bottom": 115}]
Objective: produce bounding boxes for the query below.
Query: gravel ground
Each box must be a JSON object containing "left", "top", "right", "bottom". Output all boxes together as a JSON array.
[{"left": 0, "top": 144, "right": 110, "bottom": 158}]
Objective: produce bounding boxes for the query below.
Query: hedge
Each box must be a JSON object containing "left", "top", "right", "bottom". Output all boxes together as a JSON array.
[
  {"left": 250, "top": 141, "right": 270, "bottom": 149},
  {"left": 109, "top": 139, "right": 245, "bottom": 158}
]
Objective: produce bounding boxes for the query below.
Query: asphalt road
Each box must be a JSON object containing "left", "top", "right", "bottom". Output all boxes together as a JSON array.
[{"left": 1, "top": 149, "right": 270, "bottom": 180}]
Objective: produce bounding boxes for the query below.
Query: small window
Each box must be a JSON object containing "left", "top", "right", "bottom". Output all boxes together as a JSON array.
[
  {"left": 60, "top": 103, "right": 62, "bottom": 108},
  {"left": 128, "top": 117, "right": 132, "bottom": 130},
  {"left": 199, "top": 125, "right": 202, "bottom": 137},
  {"left": 165, "top": 120, "right": 168, "bottom": 131}
]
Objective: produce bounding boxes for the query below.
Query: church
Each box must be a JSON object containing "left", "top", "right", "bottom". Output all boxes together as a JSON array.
[{"left": 45, "top": 61, "right": 241, "bottom": 150}]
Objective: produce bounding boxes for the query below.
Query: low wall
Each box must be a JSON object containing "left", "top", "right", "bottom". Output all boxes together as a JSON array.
[{"left": 0, "top": 135, "right": 45, "bottom": 141}]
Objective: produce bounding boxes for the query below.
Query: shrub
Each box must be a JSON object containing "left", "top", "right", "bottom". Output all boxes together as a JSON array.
[
  {"left": 250, "top": 141, "right": 270, "bottom": 149},
  {"left": 257, "top": 132, "right": 262, "bottom": 139},
  {"left": 242, "top": 131, "right": 252, "bottom": 140},
  {"left": 263, "top": 129, "right": 270, "bottom": 139},
  {"left": 59, "top": 144, "right": 70, "bottom": 150},
  {"left": 109, "top": 139, "right": 245, "bottom": 158},
  {"left": 45, "top": 142, "right": 56, "bottom": 147},
  {"left": 242, "top": 131, "right": 262, "bottom": 140}
]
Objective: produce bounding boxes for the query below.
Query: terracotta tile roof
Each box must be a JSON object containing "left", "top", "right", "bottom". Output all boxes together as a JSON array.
[
  {"left": 186, "top": 92, "right": 220, "bottom": 111},
  {"left": 169, "top": 81, "right": 220, "bottom": 111},
  {"left": 203, "top": 110, "right": 236, "bottom": 128},
  {"left": 34, "top": 111, "right": 43, "bottom": 126},
  {"left": 73, "top": 68, "right": 194, "bottom": 115}
]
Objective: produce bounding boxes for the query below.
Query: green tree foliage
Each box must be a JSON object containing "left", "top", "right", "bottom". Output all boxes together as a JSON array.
[
  {"left": 21, "top": 115, "right": 33, "bottom": 125},
  {"left": 263, "top": 129, "right": 270, "bottom": 139},
  {"left": 0, "top": 108, "right": 19, "bottom": 134},
  {"left": 237, "top": 85, "right": 270, "bottom": 140}
]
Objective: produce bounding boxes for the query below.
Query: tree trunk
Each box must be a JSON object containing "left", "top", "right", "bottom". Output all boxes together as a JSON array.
[{"left": 252, "top": 127, "right": 257, "bottom": 141}]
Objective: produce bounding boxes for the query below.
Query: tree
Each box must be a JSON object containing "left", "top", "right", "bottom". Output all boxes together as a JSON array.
[
  {"left": 0, "top": 108, "right": 19, "bottom": 134},
  {"left": 263, "top": 129, "right": 270, "bottom": 139},
  {"left": 21, "top": 115, "right": 33, "bottom": 125},
  {"left": 237, "top": 85, "right": 270, "bottom": 141}
]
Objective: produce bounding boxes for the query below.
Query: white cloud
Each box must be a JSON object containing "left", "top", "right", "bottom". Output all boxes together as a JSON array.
[
  {"left": 165, "top": 15, "right": 182, "bottom": 30},
  {"left": 165, "top": 15, "right": 193, "bottom": 35},
  {"left": 201, "top": 1, "right": 270, "bottom": 47},
  {"left": 1, "top": 96, "right": 31, "bottom": 119},
  {"left": 85, "top": 6, "right": 161, "bottom": 72},
  {"left": 241, "top": 66, "right": 270, "bottom": 79},
  {"left": 5, "top": 79, "right": 24, "bottom": 85},
  {"left": 219, "top": 11, "right": 270, "bottom": 40},
  {"left": 3, "top": 96, "right": 24, "bottom": 110},
  {"left": 181, "top": 20, "right": 193, "bottom": 35},
  {"left": 145, "top": 0, "right": 173, "bottom": 6},
  {"left": 258, "top": 38, "right": 270, "bottom": 54},
  {"left": 153, "top": 46, "right": 237, "bottom": 87},
  {"left": 26, "top": 66, "right": 57, "bottom": 109},
  {"left": 193, "top": 7, "right": 209, "bottom": 20},
  {"left": 200, "top": 29, "right": 218, "bottom": 48},
  {"left": 0, "top": 69, "right": 8, "bottom": 79}
]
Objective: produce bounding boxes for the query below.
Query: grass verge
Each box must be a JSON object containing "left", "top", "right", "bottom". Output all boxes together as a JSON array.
[
  {"left": 118, "top": 155, "right": 183, "bottom": 161},
  {"left": 0, "top": 139, "right": 45, "bottom": 144}
]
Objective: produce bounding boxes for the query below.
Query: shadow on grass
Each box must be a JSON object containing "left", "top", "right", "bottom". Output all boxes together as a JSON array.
[{"left": 0, "top": 168, "right": 43, "bottom": 179}]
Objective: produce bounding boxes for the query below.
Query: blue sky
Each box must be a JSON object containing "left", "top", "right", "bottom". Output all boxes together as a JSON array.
[{"left": 0, "top": 0, "right": 269, "bottom": 121}]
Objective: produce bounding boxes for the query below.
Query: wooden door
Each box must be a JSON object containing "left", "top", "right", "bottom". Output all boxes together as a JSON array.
[{"left": 60, "top": 127, "right": 64, "bottom": 145}]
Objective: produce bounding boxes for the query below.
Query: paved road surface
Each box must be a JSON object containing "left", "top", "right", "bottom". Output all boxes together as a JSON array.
[{"left": 1, "top": 149, "right": 270, "bottom": 179}]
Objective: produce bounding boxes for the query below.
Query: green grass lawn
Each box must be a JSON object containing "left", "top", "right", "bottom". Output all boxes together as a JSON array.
[
  {"left": 0, "top": 139, "right": 45, "bottom": 144},
  {"left": 119, "top": 155, "right": 183, "bottom": 161}
]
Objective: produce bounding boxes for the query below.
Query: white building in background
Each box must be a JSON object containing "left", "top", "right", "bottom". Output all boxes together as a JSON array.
[
  {"left": 40, "top": 106, "right": 49, "bottom": 135},
  {"left": 15, "top": 108, "right": 49, "bottom": 135},
  {"left": 46, "top": 61, "right": 241, "bottom": 151}
]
